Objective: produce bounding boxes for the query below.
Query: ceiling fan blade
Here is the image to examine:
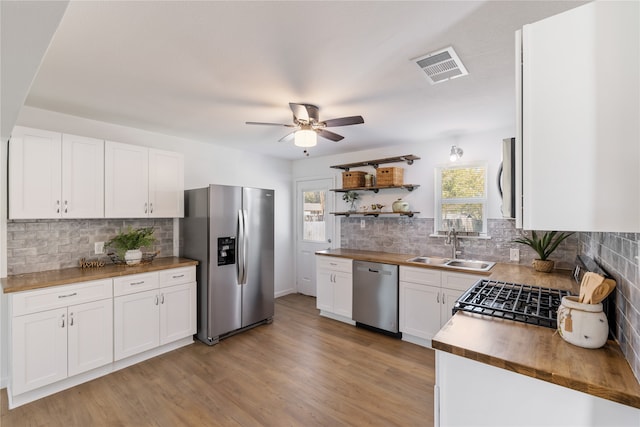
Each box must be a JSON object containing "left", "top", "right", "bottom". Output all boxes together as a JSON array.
[
  {"left": 246, "top": 121, "right": 295, "bottom": 127},
  {"left": 317, "top": 129, "right": 344, "bottom": 142},
  {"left": 289, "top": 103, "right": 319, "bottom": 123},
  {"left": 278, "top": 131, "right": 296, "bottom": 142},
  {"left": 321, "top": 116, "right": 365, "bottom": 127}
]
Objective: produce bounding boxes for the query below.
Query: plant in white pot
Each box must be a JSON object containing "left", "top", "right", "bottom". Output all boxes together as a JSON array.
[
  {"left": 106, "top": 226, "right": 156, "bottom": 265},
  {"left": 512, "top": 230, "right": 573, "bottom": 273}
]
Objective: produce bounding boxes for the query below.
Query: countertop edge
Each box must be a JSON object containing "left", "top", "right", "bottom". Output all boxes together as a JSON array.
[
  {"left": 316, "top": 250, "right": 493, "bottom": 276},
  {"left": 432, "top": 313, "right": 640, "bottom": 410},
  {"left": 1, "top": 257, "right": 199, "bottom": 293}
]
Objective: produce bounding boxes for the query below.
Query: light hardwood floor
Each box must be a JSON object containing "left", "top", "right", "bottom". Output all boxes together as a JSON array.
[{"left": 1, "top": 294, "right": 435, "bottom": 426}]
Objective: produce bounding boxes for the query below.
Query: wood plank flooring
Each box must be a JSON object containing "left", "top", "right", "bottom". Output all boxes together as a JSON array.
[{"left": 1, "top": 294, "right": 435, "bottom": 426}]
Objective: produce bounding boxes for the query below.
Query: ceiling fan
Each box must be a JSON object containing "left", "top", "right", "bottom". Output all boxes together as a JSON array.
[{"left": 246, "top": 103, "right": 364, "bottom": 148}]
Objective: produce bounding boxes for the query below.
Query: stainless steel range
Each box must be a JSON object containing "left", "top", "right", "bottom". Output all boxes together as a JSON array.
[{"left": 453, "top": 279, "right": 571, "bottom": 329}]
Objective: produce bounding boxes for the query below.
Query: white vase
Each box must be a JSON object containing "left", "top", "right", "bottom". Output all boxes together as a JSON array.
[
  {"left": 557, "top": 296, "right": 608, "bottom": 349},
  {"left": 124, "top": 249, "right": 143, "bottom": 265}
]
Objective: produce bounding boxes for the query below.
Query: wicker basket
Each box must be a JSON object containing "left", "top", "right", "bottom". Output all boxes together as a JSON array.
[
  {"left": 376, "top": 167, "right": 404, "bottom": 186},
  {"left": 342, "top": 171, "right": 366, "bottom": 189}
]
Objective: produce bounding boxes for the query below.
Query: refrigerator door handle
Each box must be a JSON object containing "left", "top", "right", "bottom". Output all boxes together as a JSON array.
[
  {"left": 238, "top": 209, "right": 246, "bottom": 284},
  {"left": 240, "top": 209, "right": 249, "bottom": 284}
]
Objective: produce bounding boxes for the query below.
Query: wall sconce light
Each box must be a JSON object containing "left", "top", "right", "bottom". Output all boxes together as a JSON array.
[
  {"left": 294, "top": 126, "right": 317, "bottom": 147},
  {"left": 449, "top": 145, "right": 463, "bottom": 161}
]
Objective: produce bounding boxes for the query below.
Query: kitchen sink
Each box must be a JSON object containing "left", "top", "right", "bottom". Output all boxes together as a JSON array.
[
  {"left": 406, "top": 256, "right": 450, "bottom": 265},
  {"left": 406, "top": 256, "right": 495, "bottom": 272},
  {"left": 444, "top": 259, "right": 495, "bottom": 272}
]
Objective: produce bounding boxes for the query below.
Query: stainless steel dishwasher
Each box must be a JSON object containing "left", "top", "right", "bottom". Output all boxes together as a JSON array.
[{"left": 352, "top": 260, "right": 400, "bottom": 337}]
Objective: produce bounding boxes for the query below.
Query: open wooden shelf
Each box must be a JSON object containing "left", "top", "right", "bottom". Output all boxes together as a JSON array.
[
  {"left": 331, "top": 211, "right": 419, "bottom": 218},
  {"left": 331, "top": 184, "right": 419, "bottom": 193},
  {"left": 330, "top": 155, "right": 420, "bottom": 171}
]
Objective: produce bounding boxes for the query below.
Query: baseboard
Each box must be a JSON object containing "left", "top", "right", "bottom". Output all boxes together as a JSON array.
[
  {"left": 275, "top": 288, "right": 296, "bottom": 298},
  {"left": 319, "top": 310, "right": 356, "bottom": 325},
  {"left": 401, "top": 333, "right": 432, "bottom": 349}
]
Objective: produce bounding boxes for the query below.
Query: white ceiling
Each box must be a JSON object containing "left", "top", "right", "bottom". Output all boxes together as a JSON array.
[{"left": 24, "top": 0, "right": 584, "bottom": 160}]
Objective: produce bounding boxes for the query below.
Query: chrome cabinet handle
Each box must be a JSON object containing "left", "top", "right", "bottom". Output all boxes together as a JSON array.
[
  {"left": 69, "top": 312, "right": 74, "bottom": 326},
  {"left": 154, "top": 295, "right": 159, "bottom": 305},
  {"left": 172, "top": 274, "right": 184, "bottom": 279},
  {"left": 56, "top": 200, "right": 60, "bottom": 213},
  {"left": 130, "top": 281, "right": 145, "bottom": 286},
  {"left": 436, "top": 293, "right": 440, "bottom": 304},
  {"left": 60, "top": 314, "right": 65, "bottom": 328},
  {"left": 64, "top": 200, "right": 68, "bottom": 213},
  {"left": 442, "top": 294, "right": 445, "bottom": 305},
  {"left": 160, "top": 294, "right": 165, "bottom": 304},
  {"left": 58, "top": 292, "right": 77, "bottom": 299},
  {"left": 150, "top": 203, "right": 153, "bottom": 214}
]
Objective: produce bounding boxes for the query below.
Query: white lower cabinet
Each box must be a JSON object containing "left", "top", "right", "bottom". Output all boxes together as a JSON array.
[
  {"left": 316, "top": 256, "right": 353, "bottom": 323},
  {"left": 399, "top": 266, "right": 484, "bottom": 347},
  {"left": 114, "top": 269, "right": 196, "bottom": 361},
  {"left": 10, "top": 280, "right": 113, "bottom": 396},
  {"left": 8, "top": 266, "right": 196, "bottom": 409}
]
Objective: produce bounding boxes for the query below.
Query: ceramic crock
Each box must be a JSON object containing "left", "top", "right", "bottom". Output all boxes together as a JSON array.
[
  {"left": 557, "top": 295, "right": 608, "bottom": 349},
  {"left": 392, "top": 198, "right": 410, "bottom": 213}
]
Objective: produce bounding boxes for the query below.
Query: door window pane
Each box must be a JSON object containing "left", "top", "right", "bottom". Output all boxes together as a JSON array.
[{"left": 303, "top": 190, "right": 326, "bottom": 242}]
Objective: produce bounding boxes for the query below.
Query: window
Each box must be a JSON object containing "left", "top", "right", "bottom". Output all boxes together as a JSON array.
[
  {"left": 302, "top": 190, "right": 326, "bottom": 241},
  {"left": 435, "top": 164, "right": 487, "bottom": 234}
]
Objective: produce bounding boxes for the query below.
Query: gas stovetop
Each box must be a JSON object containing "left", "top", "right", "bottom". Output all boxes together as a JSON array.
[{"left": 453, "top": 279, "right": 571, "bottom": 329}]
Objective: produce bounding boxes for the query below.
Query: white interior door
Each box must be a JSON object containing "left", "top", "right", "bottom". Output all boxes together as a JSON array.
[{"left": 295, "top": 178, "right": 334, "bottom": 296}]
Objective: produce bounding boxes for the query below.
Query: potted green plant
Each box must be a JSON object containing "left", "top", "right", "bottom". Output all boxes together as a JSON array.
[
  {"left": 512, "top": 230, "right": 573, "bottom": 272},
  {"left": 106, "top": 226, "right": 156, "bottom": 265},
  {"left": 342, "top": 191, "right": 359, "bottom": 212}
]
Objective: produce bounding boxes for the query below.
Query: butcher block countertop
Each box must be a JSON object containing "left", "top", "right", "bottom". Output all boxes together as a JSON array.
[
  {"left": 317, "top": 248, "right": 640, "bottom": 409},
  {"left": 1, "top": 257, "right": 198, "bottom": 293}
]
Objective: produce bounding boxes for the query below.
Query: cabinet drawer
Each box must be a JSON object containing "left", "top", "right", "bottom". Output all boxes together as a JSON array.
[
  {"left": 316, "top": 256, "right": 352, "bottom": 273},
  {"left": 441, "top": 271, "right": 484, "bottom": 292},
  {"left": 11, "top": 279, "right": 113, "bottom": 317},
  {"left": 158, "top": 266, "right": 195, "bottom": 288},
  {"left": 399, "top": 266, "right": 441, "bottom": 286},
  {"left": 113, "top": 272, "right": 158, "bottom": 296}
]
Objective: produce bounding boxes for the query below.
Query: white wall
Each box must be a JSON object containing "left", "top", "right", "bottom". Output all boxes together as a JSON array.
[{"left": 292, "top": 127, "right": 513, "bottom": 229}]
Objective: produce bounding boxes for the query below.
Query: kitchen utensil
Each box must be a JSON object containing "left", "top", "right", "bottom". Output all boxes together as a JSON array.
[
  {"left": 579, "top": 272, "right": 605, "bottom": 303},
  {"left": 589, "top": 278, "right": 616, "bottom": 304}
]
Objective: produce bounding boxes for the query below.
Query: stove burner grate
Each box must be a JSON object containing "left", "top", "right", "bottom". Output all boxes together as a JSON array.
[{"left": 452, "top": 279, "right": 571, "bottom": 329}]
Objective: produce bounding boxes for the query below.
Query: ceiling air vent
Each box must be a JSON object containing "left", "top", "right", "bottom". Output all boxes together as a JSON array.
[{"left": 413, "top": 46, "right": 468, "bottom": 85}]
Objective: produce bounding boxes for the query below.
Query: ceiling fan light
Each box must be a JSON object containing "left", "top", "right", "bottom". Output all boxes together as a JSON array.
[
  {"left": 295, "top": 129, "right": 317, "bottom": 147},
  {"left": 449, "top": 145, "right": 463, "bottom": 161}
]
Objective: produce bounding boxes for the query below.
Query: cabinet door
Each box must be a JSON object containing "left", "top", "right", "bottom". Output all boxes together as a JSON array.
[
  {"left": 159, "top": 282, "right": 196, "bottom": 345},
  {"left": 521, "top": 1, "right": 639, "bottom": 231},
  {"left": 399, "top": 282, "right": 441, "bottom": 340},
  {"left": 62, "top": 134, "right": 104, "bottom": 218},
  {"left": 104, "top": 141, "right": 149, "bottom": 218},
  {"left": 440, "top": 287, "right": 465, "bottom": 326},
  {"left": 67, "top": 299, "right": 113, "bottom": 377},
  {"left": 11, "top": 308, "right": 67, "bottom": 395},
  {"left": 9, "top": 126, "right": 62, "bottom": 219},
  {"left": 332, "top": 272, "right": 353, "bottom": 319},
  {"left": 113, "top": 290, "right": 159, "bottom": 361},
  {"left": 148, "top": 148, "right": 184, "bottom": 218},
  {"left": 316, "top": 270, "right": 333, "bottom": 312}
]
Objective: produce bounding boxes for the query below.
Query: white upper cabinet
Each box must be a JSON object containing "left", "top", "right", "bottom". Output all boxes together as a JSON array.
[
  {"left": 105, "top": 141, "right": 184, "bottom": 218},
  {"left": 105, "top": 141, "right": 149, "bottom": 218},
  {"left": 62, "top": 133, "right": 105, "bottom": 218},
  {"left": 519, "top": 1, "right": 639, "bottom": 231},
  {"left": 9, "top": 127, "right": 104, "bottom": 219},
  {"left": 148, "top": 148, "right": 184, "bottom": 218}
]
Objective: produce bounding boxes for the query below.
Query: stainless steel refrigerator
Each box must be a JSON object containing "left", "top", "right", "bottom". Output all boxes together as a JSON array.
[{"left": 181, "top": 185, "right": 274, "bottom": 345}]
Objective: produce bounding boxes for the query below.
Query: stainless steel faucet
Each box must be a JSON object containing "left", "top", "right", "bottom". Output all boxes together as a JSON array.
[{"left": 446, "top": 228, "right": 460, "bottom": 259}]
